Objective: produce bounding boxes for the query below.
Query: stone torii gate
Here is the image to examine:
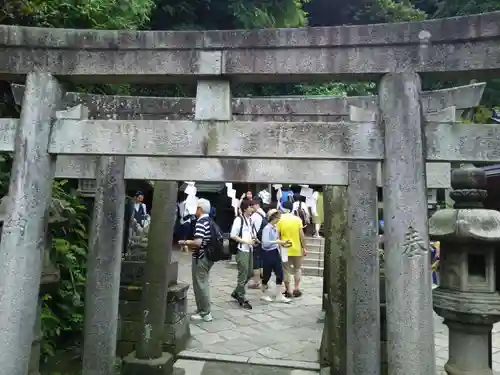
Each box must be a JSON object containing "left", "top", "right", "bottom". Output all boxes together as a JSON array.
[
  {"left": 0, "top": 11, "right": 500, "bottom": 375},
  {"left": 9, "top": 82, "right": 484, "bottom": 185},
  {"left": 10, "top": 83, "right": 485, "bottom": 367}
]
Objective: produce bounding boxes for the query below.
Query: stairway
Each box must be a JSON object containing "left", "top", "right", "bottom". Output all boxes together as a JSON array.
[{"left": 302, "top": 236, "right": 324, "bottom": 277}]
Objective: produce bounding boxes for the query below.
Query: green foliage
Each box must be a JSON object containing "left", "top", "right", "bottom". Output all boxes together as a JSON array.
[
  {"left": 42, "top": 180, "right": 89, "bottom": 358},
  {"left": 356, "top": 0, "right": 426, "bottom": 22},
  {"left": 9, "top": 0, "right": 154, "bottom": 29},
  {"left": 433, "top": 0, "right": 500, "bottom": 17}
]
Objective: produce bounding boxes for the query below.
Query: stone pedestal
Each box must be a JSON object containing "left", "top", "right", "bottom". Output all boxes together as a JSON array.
[
  {"left": 122, "top": 352, "right": 174, "bottom": 375},
  {"left": 443, "top": 319, "right": 493, "bottom": 375},
  {"left": 117, "top": 259, "right": 190, "bottom": 356},
  {"left": 430, "top": 165, "right": 500, "bottom": 375}
]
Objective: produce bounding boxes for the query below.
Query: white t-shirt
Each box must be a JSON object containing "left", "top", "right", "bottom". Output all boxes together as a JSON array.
[
  {"left": 258, "top": 189, "right": 271, "bottom": 205},
  {"left": 178, "top": 200, "right": 196, "bottom": 224},
  {"left": 230, "top": 215, "right": 255, "bottom": 252},
  {"left": 308, "top": 191, "right": 318, "bottom": 216},
  {"left": 134, "top": 203, "right": 147, "bottom": 214},
  {"left": 292, "top": 201, "right": 310, "bottom": 223}
]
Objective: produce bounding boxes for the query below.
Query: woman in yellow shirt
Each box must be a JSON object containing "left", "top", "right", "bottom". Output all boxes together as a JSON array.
[{"left": 277, "top": 201, "right": 307, "bottom": 298}]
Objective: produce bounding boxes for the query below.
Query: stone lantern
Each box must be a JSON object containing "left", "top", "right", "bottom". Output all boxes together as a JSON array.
[{"left": 429, "top": 165, "right": 500, "bottom": 375}]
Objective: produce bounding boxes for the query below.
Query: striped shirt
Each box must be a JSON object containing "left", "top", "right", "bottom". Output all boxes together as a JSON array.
[{"left": 193, "top": 214, "right": 211, "bottom": 259}]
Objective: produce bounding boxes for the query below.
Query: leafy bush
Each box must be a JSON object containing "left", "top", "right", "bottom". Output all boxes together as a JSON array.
[{"left": 42, "top": 180, "right": 89, "bottom": 359}]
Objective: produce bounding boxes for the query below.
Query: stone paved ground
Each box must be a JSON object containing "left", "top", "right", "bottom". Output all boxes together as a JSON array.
[
  {"left": 174, "top": 359, "right": 319, "bottom": 375},
  {"left": 174, "top": 250, "right": 323, "bottom": 368},
  {"left": 173, "top": 250, "right": 500, "bottom": 374}
]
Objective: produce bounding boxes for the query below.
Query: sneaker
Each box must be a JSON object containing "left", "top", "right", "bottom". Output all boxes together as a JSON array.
[
  {"left": 275, "top": 286, "right": 291, "bottom": 303},
  {"left": 275, "top": 293, "right": 291, "bottom": 303},
  {"left": 261, "top": 284, "right": 273, "bottom": 302},
  {"left": 293, "top": 290, "right": 302, "bottom": 298},
  {"left": 191, "top": 313, "right": 213, "bottom": 322},
  {"left": 241, "top": 300, "right": 253, "bottom": 309}
]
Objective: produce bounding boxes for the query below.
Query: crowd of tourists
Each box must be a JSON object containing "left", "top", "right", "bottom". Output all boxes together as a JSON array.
[{"left": 177, "top": 190, "right": 313, "bottom": 323}]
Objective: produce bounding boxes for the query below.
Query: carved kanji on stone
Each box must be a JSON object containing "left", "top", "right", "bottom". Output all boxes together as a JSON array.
[{"left": 402, "top": 227, "right": 428, "bottom": 259}]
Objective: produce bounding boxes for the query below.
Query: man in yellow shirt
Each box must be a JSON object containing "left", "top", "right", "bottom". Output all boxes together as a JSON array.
[{"left": 277, "top": 201, "right": 307, "bottom": 298}]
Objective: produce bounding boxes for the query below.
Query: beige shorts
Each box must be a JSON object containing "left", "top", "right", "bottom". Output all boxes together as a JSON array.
[{"left": 283, "top": 255, "right": 303, "bottom": 282}]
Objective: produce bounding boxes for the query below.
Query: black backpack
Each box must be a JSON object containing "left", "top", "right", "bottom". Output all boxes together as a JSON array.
[
  {"left": 229, "top": 216, "right": 243, "bottom": 255},
  {"left": 255, "top": 213, "right": 268, "bottom": 241},
  {"left": 294, "top": 202, "right": 308, "bottom": 227},
  {"left": 206, "top": 219, "right": 231, "bottom": 262}
]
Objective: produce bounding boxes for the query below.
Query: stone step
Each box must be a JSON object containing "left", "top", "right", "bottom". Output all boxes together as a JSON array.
[
  {"left": 302, "top": 266, "right": 323, "bottom": 277},
  {"left": 306, "top": 243, "right": 323, "bottom": 251},
  {"left": 303, "top": 258, "right": 324, "bottom": 268},
  {"left": 305, "top": 251, "right": 323, "bottom": 261},
  {"left": 304, "top": 237, "right": 324, "bottom": 247}
]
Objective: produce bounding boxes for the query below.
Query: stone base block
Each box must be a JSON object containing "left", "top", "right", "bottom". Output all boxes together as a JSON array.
[
  {"left": 117, "top": 283, "right": 191, "bottom": 357},
  {"left": 121, "top": 260, "right": 179, "bottom": 287},
  {"left": 121, "top": 352, "right": 174, "bottom": 375}
]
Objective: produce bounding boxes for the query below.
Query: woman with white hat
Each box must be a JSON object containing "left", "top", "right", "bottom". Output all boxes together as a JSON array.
[{"left": 260, "top": 209, "right": 292, "bottom": 303}]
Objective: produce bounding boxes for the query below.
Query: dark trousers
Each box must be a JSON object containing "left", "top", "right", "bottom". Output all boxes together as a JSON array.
[
  {"left": 262, "top": 249, "right": 284, "bottom": 285},
  {"left": 253, "top": 245, "right": 262, "bottom": 270}
]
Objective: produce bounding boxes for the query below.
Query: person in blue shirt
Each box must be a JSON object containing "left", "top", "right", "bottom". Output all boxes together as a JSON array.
[{"left": 260, "top": 209, "right": 292, "bottom": 303}]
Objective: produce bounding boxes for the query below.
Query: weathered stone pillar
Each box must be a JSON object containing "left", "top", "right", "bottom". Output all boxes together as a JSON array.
[
  {"left": 379, "top": 72, "right": 435, "bottom": 375},
  {"left": 346, "top": 162, "right": 380, "bottom": 375},
  {"left": 121, "top": 181, "right": 178, "bottom": 374},
  {"left": 319, "top": 185, "right": 347, "bottom": 375},
  {"left": 0, "top": 72, "right": 63, "bottom": 375},
  {"left": 82, "top": 156, "right": 126, "bottom": 375}
]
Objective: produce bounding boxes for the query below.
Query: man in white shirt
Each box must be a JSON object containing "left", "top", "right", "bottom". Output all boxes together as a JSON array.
[
  {"left": 230, "top": 199, "right": 256, "bottom": 309},
  {"left": 248, "top": 199, "right": 267, "bottom": 289},
  {"left": 178, "top": 195, "right": 196, "bottom": 252},
  {"left": 133, "top": 191, "right": 148, "bottom": 227},
  {"left": 292, "top": 193, "right": 310, "bottom": 229}
]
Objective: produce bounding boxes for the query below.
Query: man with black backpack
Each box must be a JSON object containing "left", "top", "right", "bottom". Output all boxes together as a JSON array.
[
  {"left": 178, "top": 198, "right": 230, "bottom": 322},
  {"left": 248, "top": 199, "right": 267, "bottom": 289},
  {"left": 292, "top": 193, "right": 310, "bottom": 230},
  {"left": 229, "top": 199, "right": 257, "bottom": 309}
]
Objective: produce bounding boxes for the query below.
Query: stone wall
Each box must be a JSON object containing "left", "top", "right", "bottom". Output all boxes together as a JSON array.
[{"left": 117, "top": 258, "right": 190, "bottom": 357}]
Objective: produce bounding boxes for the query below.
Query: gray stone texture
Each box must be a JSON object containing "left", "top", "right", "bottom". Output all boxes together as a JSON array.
[
  {"left": 45, "top": 117, "right": 500, "bottom": 163},
  {"left": 6, "top": 83, "right": 484, "bottom": 187},
  {"left": 320, "top": 186, "right": 348, "bottom": 375},
  {"left": 82, "top": 156, "right": 126, "bottom": 375},
  {"left": 121, "top": 352, "right": 174, "bottom": 375},
  {"left": 380, "top": 72, "right": 435, "bottom": 375},
  {"left": 1, "top": 12, "right": 499, "bottom": 81},
  {"left": 11, "top": 82, "right": 485, "bottom": 121},
  {"left": 117, "top": 260, "right": 190, "bottom": 357},
  {"left": 135, "top": 181, "right": 178, "bottom": 360},
  {"left": 0, "top": 72, "right": 63, "bottom": 375},
  {"left": 346, "top": 162, "right": 380, "bottom": 375}
]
